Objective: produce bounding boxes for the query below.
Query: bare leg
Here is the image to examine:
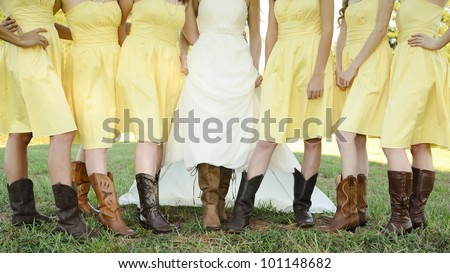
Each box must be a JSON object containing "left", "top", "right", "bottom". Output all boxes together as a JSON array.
[
  {"left": 410, "top": 144, "right": 433, "bottom": 170},
  {"left": 4, "top": 133, "right": 33, "bottom": 184},
  {"left": 84, "top": 148, "right": 108, "bottom": 176},
  {"left": 355, "top": 134, "right": 368, "bottom": 176},
  {"left": 302, "top": 138, "right": 321, "bottom": 180},
  {"left": 383, "top": 148, "right": 411, "bottom": 172},
  {"left": 156, "top": 144, "right": 164, "bottom": 173},
  {"left": 75, "top": 147, "right": 85, "bottom": 163},
  {"left": 135, "top": 141, "right": 159, "bottom": 176},
  {"left": 247, "top": 140, "right": 277, "bottom": 179},
  {"left": 337, "top": 130, "right": 358, "bottom": 177},
  {"left": 48, "top": 131, "right": 75, "bottom": 186}
]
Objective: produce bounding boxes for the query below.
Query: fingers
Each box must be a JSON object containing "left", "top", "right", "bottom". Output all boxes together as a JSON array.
[
  {"left": 39, "top": 35, "right": 49, "bottom": 49},
  {"left": 2, "top": 19, "right": 18, "bottom": 32},
  {"left": 255, "top": 74, "right": 263, "bottom": 88},
  {"left": 410, "top": 33, "right": 424, "bottom": 38},
  {"left": 307, "top": 89, "right": 323, "bottom": 99},
  {"left": 33, "top": 28, "right": 48, "bottom": 34}
]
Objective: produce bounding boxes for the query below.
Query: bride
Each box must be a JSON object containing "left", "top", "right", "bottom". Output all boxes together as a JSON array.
[{"left": 120, "top": 0, "right": 335, "bottom": 230}]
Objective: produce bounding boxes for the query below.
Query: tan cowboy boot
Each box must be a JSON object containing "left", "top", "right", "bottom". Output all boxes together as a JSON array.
[{"left": 90, "top": 173, "right": 136, "bottom": 237}]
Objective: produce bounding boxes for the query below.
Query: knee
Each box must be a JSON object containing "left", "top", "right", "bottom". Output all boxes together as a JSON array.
[
  {"left": 304, "top": 138, "right": 321, "bottom": 150},
  {"left": 9, "top": 133, "right": 33, "bottom": 146},
  {"left": 383, "top": 148, "right": 397, "bottom": 160},
  {"left": 336, "top": 131, "right": 355, "bottom": 147},
  {"left": 410, "top": 144, "right": 430, "bottom": 157},
  {"left": 256, "top": 140, "right": 277, "bottom": 153},
  {"left": 51, "top": 131, "right": 75, "bottom": 144}
]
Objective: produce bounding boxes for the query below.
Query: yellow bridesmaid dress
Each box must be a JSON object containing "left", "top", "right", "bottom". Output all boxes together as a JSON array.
[
  {"left": 116, "top": 0, "right": 185, "bottom": 143},
  {"left": 259, "top": 0, "right": 335, "bottom": 143},
  {"left": 337, "top": 0, "right": 392, "bottom": 137},
  {"left": 63, "top": 1, "right": 121, "bottom": 149},
  {"left": 380, "top": 0, "right": 450, "bottom": 149},
  {"left": 0, "top": 0, "right": 76, "bottom": 137}
]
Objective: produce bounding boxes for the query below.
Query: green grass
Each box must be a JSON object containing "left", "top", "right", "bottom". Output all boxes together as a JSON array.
[{"left": 0, "top": 141, "right": 449, "bottom": 253}]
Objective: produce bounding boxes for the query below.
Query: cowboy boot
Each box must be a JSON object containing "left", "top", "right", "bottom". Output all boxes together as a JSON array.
[
  {"left": 7, "top": 178, "right": 52, "bottom": 226},
  {"left": 357, "top": 174, "right": 368, "bottom": 226},
  {"left": 218, "top": 167, "right": 232, "bottom": 223},
  {"left": 90, "top": 173, "right": 136, "bottom": 237},
  {"left": 409, "top": 167, "right": 435, "bottom": 229},
  {"left": 320, "top": 174, "right": 368, "bottom": 227},
  {"left": 71, "top": 161, "right": 92, "bottom": 214},
  {"left": 293, "top": 170, "right": 317, "bottom": 228},
  {"left": 385, "top": 171, "right": 413, "bottom": 234},
  {"left": 197, "top": 163, "right": 221, "bottom": 230},
  {"left": 318, "top": 175, "right": 359, "bottom": 232},
  {"left": 52, "top": 183, "right": 97, "bottom": 239},
  {"left": 228, "top": 172, "right": 264, "bottom": 233},
  {"left": 136, "top": 173, "right": 175, "bottom": 234}
]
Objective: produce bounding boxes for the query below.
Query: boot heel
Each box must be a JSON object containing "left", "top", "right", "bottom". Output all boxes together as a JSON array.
[{"left": 346, "top": 227, "right": 356, "bottom": 233}]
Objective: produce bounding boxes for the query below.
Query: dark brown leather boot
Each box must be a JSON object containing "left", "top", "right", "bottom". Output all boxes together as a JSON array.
[
  {"left": 197, "top": 163, "right": 221, "bottom": 230},
  {"left": 357, "top": 174, "right": 368, "bottom": 226},
  {"left": 136, "top": 173, "right": 176, "bottom": 234},
  {"left": 318, "top": 175, "right": 359, "bottom": 232},
  {"left": 228, "top": 172, "right": 264, "bottom": 233},
  {"left": 218, "top": 167, "right": 232, "bottom": 223},
  {"left": 410, "top": 167, "right": 435, "bottom": 229},
  {"left": 293, "top": 170, "right": 317, "bottom": 228},
  {"left": 385, "top": 171, "right": 413, "bottom": 234},
  {"left": 71, "top": 161, "right": 92, "bottom": 214},
  {"left": 7, "top": 178, "right": 52, "bottom": 226},
  {"left": 52, "top": 183, "right": 97, "bottom": 239},
  {"left": 90, "top": 173, "right": 136, "bottom": 237}
]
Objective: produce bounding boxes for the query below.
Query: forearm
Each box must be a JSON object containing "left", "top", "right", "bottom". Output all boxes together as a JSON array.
[
  {"left": 349, "top": 27, "right": 387, "bottom": 70},
  {"left": 335, "top": 24, "right": 347, "bottom": 71},
  {"left": 179, "top": 31, "right": 190, "bottom": 57},
  {"left": 118, "top": 23, "right": 127, "bottom": 46},
  {"left": 250, "top": 33, "right": 262, "bottom": 69},
  {"left": 437, "top": 28, "right": 450, "bottom": 49},
  {"left": 265, "top": 33, "right": 277, "bottom": 66},
  {"left": 0, "top": 25, "right": 21, "bottom": 45},
  {"left": 54, "top": 23, "right": 72, "bottom": 40},
  {"left": 312, "top": 29, "right": 333, "bottom": 76}
]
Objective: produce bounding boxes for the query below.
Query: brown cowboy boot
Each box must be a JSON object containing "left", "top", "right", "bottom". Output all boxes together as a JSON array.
[
  {"left": 293, "top": 170, "right": 317, "bottom": 228},
  {"left": 7, "top": 178, "right": 52, "bottom": 226},
  {"left": 385, "top": 171, "right": 413, "bottom": 234},
  {"left": 228, "top": 172, "right": 264, "bottom": 233},
  {"left": 357, "top": 174, "right": 368, "bottom": 226},
  {"left": 52, "top": 183, "right": 97, "bottom": 239},
  {"left": 136, "top": 173, "right": 176, "bottom": 234},
  {"left": 90, "top": 173, "right": 136, "bottom": 237},
  {"left": 319, "top": 174, "right": 368, "bottom": 227},
  {"left": 410, "top": 167, "right": 435, "bottom": 229},
  {"left": 318, "top": 175, "right": 359, "bottom": 232},
  {"left": 197, "top": 163, "right": 221, "bottom": 230},
  {"left": 218, "top": 167, "right": 232, "bottom": 223},
  {"left": 71, "top": 161, "right": 92, "bottom": 214}
]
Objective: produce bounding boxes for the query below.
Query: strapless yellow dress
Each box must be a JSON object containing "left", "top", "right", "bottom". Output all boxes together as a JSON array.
[
  {"left": 380, "top": 0, "right": 450, "bottom": 149},
  {"left": 259, "top": 0, "right": 336, "bottom": 142},
  {"left": 0, "top": 0, "right": 76, "bottom": 137},
  {"left": 336, "top": 0, "right": 392, "bottom": 137},
  {"left": 63, "top": 1, "right": 121, "bottom": 149},
  {"left": 116, "top": 0, "right": 185, "bottom": 143}
]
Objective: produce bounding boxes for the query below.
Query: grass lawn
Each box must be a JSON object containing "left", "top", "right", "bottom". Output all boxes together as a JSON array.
[{"left": 0, "top": 138, "right": 449, "bottom": 253}]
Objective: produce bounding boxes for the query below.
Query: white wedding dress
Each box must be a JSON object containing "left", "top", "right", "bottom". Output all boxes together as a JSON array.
[{"left": 119, "top": 0, "right": 336, "bottom": 214}]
